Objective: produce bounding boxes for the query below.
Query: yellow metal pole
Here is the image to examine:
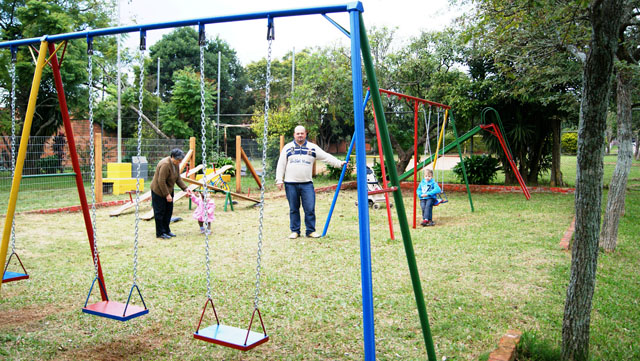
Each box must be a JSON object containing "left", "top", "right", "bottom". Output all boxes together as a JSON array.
[
  {"left": 1, "top": 40, "right": 49, "bottom": 293},
  {"left": 431, "top": 109, "right": 449, "bottom": 170}
]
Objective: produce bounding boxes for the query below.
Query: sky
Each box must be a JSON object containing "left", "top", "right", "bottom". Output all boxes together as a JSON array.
[{"left": 119, "top": 0, "right": 464, "bottom": 65}]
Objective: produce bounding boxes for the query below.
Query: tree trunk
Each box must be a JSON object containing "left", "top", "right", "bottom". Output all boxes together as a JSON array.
[
  {"left": 561, "top": 1, "right": 623, "bottom": 360},
  {"left": 600, "top": 66, "right": 633, "bottom": 252},
  {"left": 550, "top": 118, "right": 564, "bottom": 186}
]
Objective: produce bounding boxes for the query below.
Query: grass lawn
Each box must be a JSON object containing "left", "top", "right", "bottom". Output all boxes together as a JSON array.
[{"left": 0, "top": 155, "right": 638, "bottom": 360}]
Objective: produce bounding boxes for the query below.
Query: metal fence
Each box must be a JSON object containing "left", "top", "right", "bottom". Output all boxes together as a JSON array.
[{"left": 0, "top": 135, "right": 188, "bottom": 213}]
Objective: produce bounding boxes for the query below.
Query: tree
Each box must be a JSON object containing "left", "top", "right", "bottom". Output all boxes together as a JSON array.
[
  {"left": 600, "top": 2, "right": 640, "bottom": 252},
  {"left": 146, "top": 27, "right": 249, "bottom": 117},
  {"left": 159, "top": 68, "right": 216, "bottom": 140},
  {"left": 373, "top": 28, "right": 471, "bottom": 175},
  {"left": 600, "top": 63, "right": 635, "bottom": 252},
  {"left": 562, "top": 1, "right": 624, "bottom": 360},
  {"left": 461, "top": 0, "right": 586, "bottom": 186},
  {"left": 0, "top": 0, "right": 116, "bottom": 173}
]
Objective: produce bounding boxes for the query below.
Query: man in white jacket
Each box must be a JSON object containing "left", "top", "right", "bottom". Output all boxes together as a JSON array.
[{"left": 276, "top": 125, "right": 345, "bottom": 239}]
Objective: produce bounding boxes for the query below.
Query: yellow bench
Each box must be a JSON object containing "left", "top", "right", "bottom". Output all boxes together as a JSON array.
[{"left": 103, "top": 163, "right": 144, "bottom": 195}]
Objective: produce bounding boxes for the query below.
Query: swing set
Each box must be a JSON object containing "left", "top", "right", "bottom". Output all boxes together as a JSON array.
[
  {"left": 1, "top": 3, "right": 445, "bottom": 360},
  {"left": 2, "top": 49, "right": 29, "bottom": 284}
]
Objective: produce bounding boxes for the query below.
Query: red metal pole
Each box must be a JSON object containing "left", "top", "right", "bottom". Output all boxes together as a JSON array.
[
  {"left": 48, "top": 42, "right": 108, "bottom": 301},
  {"left": 412, "top": 100, "right": 419, "bottom": 229},
  {"left": 373, "top": 110, "right": 395, "bottom": 240}
]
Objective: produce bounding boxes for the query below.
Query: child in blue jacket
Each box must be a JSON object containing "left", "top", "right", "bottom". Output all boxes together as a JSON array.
[{"left": 416, "top": 169, "right": 441, "bottom": 226}]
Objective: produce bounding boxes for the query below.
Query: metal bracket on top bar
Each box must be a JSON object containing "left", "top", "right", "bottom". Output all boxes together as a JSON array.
[
  {"left": 266, "top": 16, "right": 275, "bottom": 40},
  {"left": 86, "top": 36, "right": 93, "bottom": 55},
  {"left": 198, "top": 23, "right": 206, "bottom": 46},
  {"left": 139, "top": 30, "right": 147, "bottom": 50}
]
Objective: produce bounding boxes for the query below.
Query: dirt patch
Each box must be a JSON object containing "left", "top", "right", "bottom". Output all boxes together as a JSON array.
[
  {"left": 0, "top": 304, "right": 62, "bottom": 330},
  {"left": 59, "top": 324, "right": 167, "bottom": 361}
]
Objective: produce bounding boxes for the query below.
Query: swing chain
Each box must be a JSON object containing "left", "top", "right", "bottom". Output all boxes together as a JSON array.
[
  {"left": 9, "top": 60, "right": 17, "bottom": 254},
  {"left": 253, "top": 36, "right": 272, "bottom": 310},
  {"left": 132, "top": 48, "right": 145, "bottom": 286},
  {"left": 199, "top": 41, "right": 212, "bottom": 301},
  {"left": 87, "top": 52, "right": 100, "bottom": 279}
]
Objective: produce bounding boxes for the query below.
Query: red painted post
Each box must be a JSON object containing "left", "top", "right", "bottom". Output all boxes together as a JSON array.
[
  {"left": 372, "top": 110, "right": 395, "bottom": 240},
  {"left": 413, "top": 100, "right": 419, "bottom": 229},
  {"left": 48, "top": 42, "right": 108, "bottom": 301}
]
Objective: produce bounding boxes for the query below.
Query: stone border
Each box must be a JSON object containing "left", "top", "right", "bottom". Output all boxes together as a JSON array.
[
  {"left": 559, "top": 217, "right": 575, "bottom": 250},
  {"left": 488, "top": 329, "right": 522, "bottom": 361},
  {"left": 24, "top": 200, "right": 128, "bottom": 215}
]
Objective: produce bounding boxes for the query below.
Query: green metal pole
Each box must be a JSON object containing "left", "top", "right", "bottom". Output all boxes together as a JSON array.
[
  {"left": 359, "top": 13, "right": 437, "bottom": 361},
  {"left": 449, "top": 115, "right": 474, "bottom": 212}
]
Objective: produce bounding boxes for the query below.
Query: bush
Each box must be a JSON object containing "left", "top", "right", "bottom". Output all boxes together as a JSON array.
[
  {"left": 37, "top": 155, "right": 62, "bottom": 174},
  {"left": 452, "top": 154, "right": 501, "bottom": 185},
  {"left": 210, "top": 151, "right": 235, "bottom": 176},
  {"left": 324, "top": 157, "right": 353, "bottom": 180},
  {"left": 561, "top": 132, "right": 578, "bottom": 154}
]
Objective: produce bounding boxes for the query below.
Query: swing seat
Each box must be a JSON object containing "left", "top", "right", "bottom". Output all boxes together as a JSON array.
[
  {"left": 434, "top": 192, "right": 448, "bottom": 207},
  {"left": 83, "top": 300, "right": 149, "bottom": 321},
  {"left": 2, "top": 270, "right": 29, "bottom": 283},
  {"left": 3, "top": 252, "right": 29, "bottom": 283},
  {"left": 194, "top": 323, "right": 269, "bottom": 351},
  {"left": 82, "top": 277, "right": 148, "bottom": 321}
]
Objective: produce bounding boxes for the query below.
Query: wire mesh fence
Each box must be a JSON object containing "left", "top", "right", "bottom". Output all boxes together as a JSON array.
[{"left": 0, "top": 135, "right": 188, "bottom": 213}]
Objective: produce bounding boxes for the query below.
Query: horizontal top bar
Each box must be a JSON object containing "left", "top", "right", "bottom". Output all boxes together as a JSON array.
[
  {"left": 0, "top": 2, "right": 363, "bottom": 49},
  {"left": 378, "top": 88, "right": 451, "bottom": 110}
]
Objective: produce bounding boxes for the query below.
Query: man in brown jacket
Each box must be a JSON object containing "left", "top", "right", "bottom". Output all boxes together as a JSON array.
[{"left": 151, "top": 148, "right": 189, "bottom": 239}]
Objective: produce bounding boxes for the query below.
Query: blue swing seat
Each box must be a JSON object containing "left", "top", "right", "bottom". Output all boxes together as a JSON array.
[
  {"left": 194, "top": 323, "right": 269, "bottom": 351},
  {"left": 2, "top": 270, "right": 29, "bottom": 283}
]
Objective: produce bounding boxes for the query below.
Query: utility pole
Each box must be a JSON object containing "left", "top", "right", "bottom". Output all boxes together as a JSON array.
[
  {"left": 217, "top": 51, "right": 221, "bottom": 154},
  {"left": 291, "top": 46, "right": 295, "bottom": 94},
  {"left": 116, "top": 0, "right": 122, "bottom": 162},
  {"left": 156, "top": 57, "right": 160, "bottom": 128}
]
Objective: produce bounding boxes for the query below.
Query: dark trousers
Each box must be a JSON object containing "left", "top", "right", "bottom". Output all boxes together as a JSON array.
[
  {"left": 284, "top": 182, "right": 315, "bottom": 235},
  {"left": 420, "top": 198, "right": 436, "bottom": 221},
  {"left": 152, "top": 190, "right": 174, "bottom": 237}
]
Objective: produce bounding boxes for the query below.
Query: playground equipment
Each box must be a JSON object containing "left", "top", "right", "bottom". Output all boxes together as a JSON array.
[
  {"left": 375, "top": 88, "right": 456, "bottom": 228},
  {"left": 424, "top": 107, "right": 449, "bottom": 206},
  {"left": 235, "top": 135, "right": 263, "bottom": 193},
  {"left": 396, "top": 107, "right": 532, "bottom": 201},
  {"left": 323, "top": 90, "right": 397, "bottom": 240},
  {"left": 1, "top": 4, "right": 443, "bottom": 360},
  {"left": 193, "top": 23, "right": 270, "bottom": 350},
  {"left": 81, "top": 42, "right": 148, "bottom": 321},
  {"left": 2, "top": 50, "right": 29, "bottom": 284}
]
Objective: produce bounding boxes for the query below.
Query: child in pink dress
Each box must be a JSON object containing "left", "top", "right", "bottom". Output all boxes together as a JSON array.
[{"left": 190, "top": 190, "right": 215, "bottom": 234}]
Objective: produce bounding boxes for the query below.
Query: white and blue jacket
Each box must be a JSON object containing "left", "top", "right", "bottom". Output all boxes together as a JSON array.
[
  {"left": 276, "top": 140, "right": 343, "bottom": 184},
  {"left": 416, "top": 178, "right": 441, "bottom": 200}
]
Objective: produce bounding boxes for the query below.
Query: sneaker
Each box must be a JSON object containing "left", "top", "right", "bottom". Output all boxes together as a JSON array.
[
  {"left": 157, "top": 234, "right": 171, "bottom": 239},
  {"left": 307, "top": 232, "right": 321, "bottom": 238},
  {"left": 421, "top": 220, "right": 428, "bottom": 227},
  {"left": 288, "top": 232, "right": 299, "bottom": 239},
  {"left": 427, "top": 220, "right": 435, "bottom": 227}
]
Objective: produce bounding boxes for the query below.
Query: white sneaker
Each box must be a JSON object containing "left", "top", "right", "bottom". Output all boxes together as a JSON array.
[
  {"left": 288, "top": 232, "right": 299, "bottom": 239},
  {"left": 307, "top": 232, "right": 321, "bottom": 238}
]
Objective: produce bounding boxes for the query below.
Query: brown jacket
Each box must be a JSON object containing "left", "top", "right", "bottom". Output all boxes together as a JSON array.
[{"left": 150, "top": 157, "right": 187, "bottom": 197}]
